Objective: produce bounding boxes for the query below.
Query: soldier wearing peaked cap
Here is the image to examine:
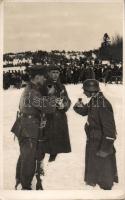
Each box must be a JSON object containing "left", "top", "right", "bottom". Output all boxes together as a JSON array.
[
  {"left": 73, "top": 79, "right": 118, "bottom": 190},
  {"left": 11, "top": 65, "right": 56, "bottom": 190},
  {"left": 27, "top": 64, "right": 47, "bottom": 76},
  {"left": 47, "top": 64, "right": 61, "bottom": 72},
  {"left": 39, "top": 64, "right": 71, "bottom": 162}
]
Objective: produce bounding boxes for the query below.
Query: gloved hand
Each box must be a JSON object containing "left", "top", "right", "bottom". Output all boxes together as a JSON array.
[{"left": 74, "top": 101, "right": 84, "bottom": 108}]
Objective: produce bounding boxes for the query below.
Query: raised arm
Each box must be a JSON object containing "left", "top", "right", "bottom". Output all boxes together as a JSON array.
[{"left": 73, "top": 102, "right": 88, "bottom": 116}]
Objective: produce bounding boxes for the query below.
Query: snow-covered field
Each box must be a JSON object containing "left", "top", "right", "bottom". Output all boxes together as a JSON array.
[{"left": 3, "top": 83, "right": 125, "bottom": 190}]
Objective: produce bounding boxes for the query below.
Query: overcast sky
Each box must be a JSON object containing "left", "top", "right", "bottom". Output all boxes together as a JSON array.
[{"left": 4, "top": 1, "right": 123, "bottom": 53}]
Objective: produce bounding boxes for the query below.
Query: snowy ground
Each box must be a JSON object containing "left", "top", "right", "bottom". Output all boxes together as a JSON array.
[{"left": 3, "top": 83, "right": 125, "bottom": 190}]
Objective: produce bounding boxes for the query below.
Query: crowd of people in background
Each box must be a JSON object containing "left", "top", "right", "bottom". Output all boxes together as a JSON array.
[
  {"left": 3, "top": 70, "right": 29, "bottom": 89},
  {"left": 3, "top": 50, "right": 122, "bottom": 89}
]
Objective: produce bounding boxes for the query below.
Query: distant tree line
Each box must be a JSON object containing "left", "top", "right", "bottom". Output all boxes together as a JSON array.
[
  {"left": 3, "top": 33, "right": 123, "bottom": 67},
  {"left": 99, "top": 33, "right": 123, "bottom": 62}
]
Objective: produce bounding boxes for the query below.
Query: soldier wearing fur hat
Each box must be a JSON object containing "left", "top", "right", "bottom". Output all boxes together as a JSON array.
[
  {"left": 11, "top": 65, "right": 56, "bottom": 190},
  {"left": 73, "top": 79, "right": 118, "bottom": 190}
]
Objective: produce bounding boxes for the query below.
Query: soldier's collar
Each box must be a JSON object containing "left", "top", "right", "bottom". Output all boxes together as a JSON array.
[{"left": 92, "top": 91, "right": 102, "bottom": 98}]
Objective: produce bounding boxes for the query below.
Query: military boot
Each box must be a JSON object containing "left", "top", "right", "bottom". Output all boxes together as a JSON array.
[{"left": 48, "top": 154, "right": 57, "bottom": 162}]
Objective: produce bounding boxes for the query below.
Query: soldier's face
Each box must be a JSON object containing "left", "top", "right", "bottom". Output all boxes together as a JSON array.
[{"left": 48, "top": 70, "right": 60, "bottom": 82}]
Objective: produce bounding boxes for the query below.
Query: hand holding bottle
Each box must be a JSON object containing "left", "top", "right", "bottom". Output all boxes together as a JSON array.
[{"left": 75, "top": 98, "right": 84, "bottom": 107}]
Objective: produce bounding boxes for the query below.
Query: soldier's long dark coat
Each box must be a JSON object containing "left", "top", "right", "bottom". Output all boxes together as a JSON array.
[
  {"left": 73, "top": 92, "right": 118, "bottom": 189},
  {"left": 40, "top": 80, "right": 71, "bottom": 154}
]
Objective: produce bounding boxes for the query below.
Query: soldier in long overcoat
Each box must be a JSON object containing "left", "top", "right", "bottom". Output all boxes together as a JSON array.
[
  {"left": 39, "top": 65, "right": 71, "bottom": 162},
  {"left": 73, "top": 79, "right": 118, "bottom": 190},
  {"left": 11, "top": 65, "right": 56, "bottom": 190}
]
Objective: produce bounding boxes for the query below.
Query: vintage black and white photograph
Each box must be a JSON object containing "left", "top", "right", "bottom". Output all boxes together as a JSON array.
[{"left": 2, "top": 0, "right": 125, "bottom": 194}]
